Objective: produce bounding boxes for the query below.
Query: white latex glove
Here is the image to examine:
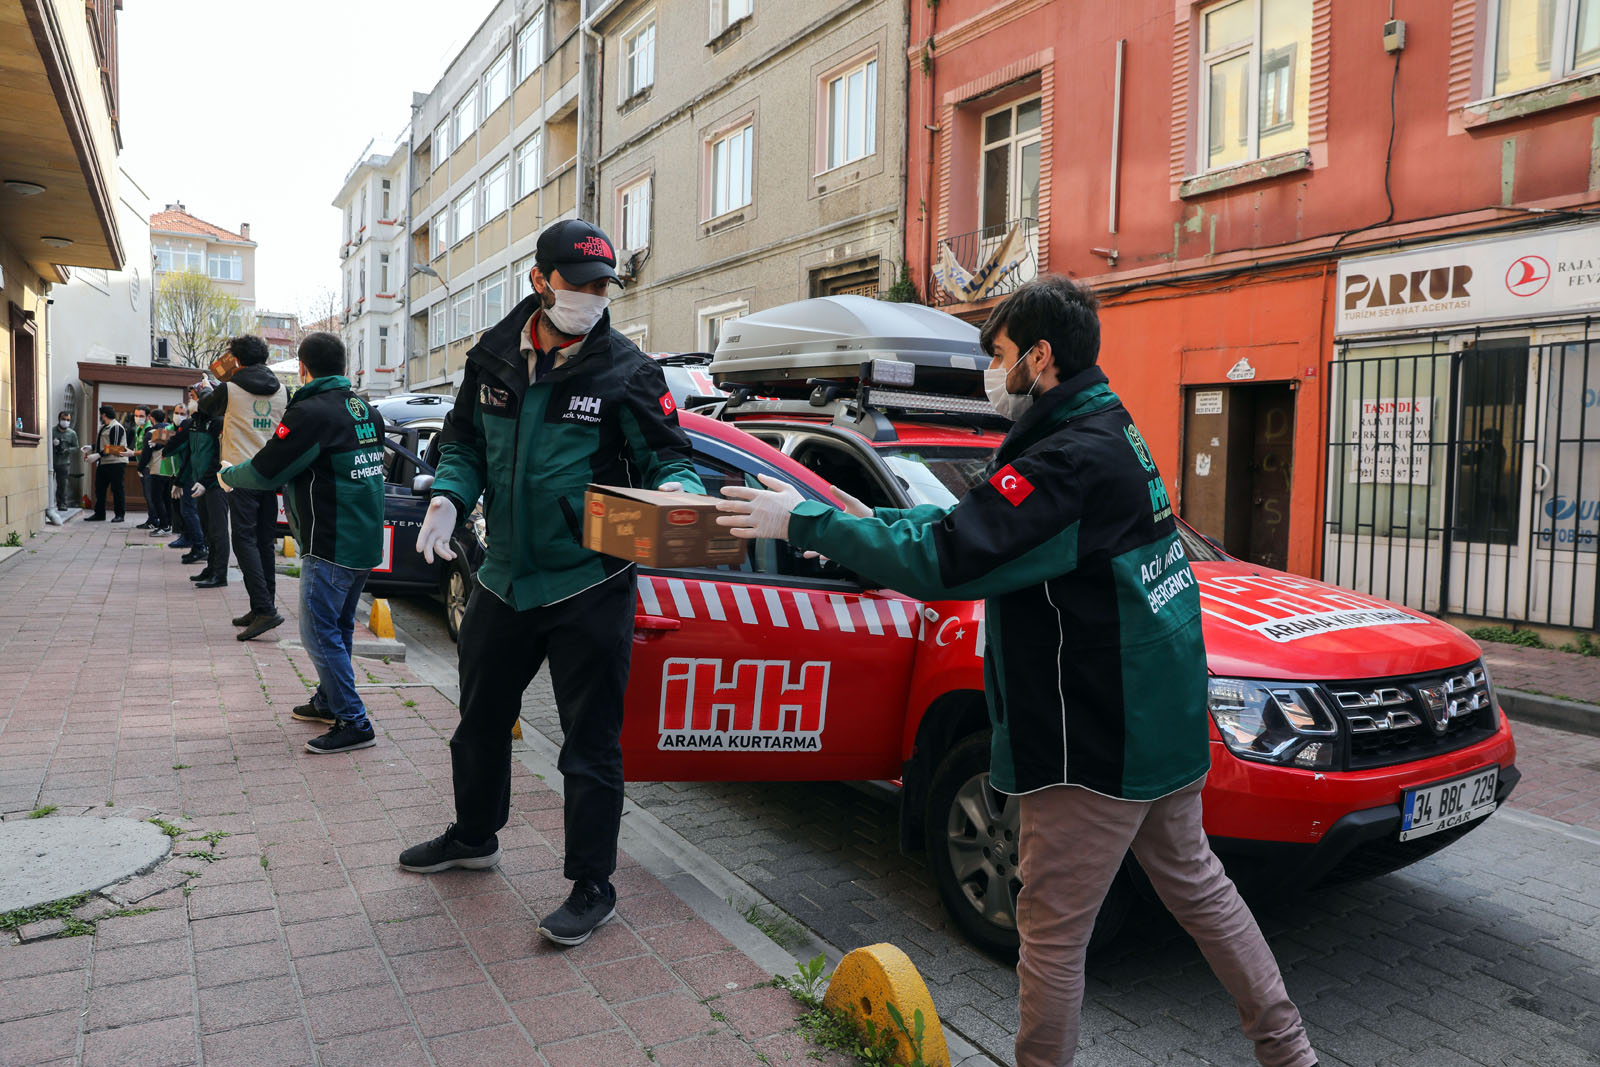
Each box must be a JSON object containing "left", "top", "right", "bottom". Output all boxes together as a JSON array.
[
  {"left": 656, "top": 481, "right": 684, "bottom": 493},
  {"left": 417, "top": 495, "right": 458, "bottom": 563},
  {"left": 85, "top": 453, "right": 100, "bottom": 463},
  {"left": 170, "top": 485, "right": 182, "bottom": 500},
  {"left": 717, "top": 475, "right": 803, "bottom": 541},
  {"left": 191, "top": 482, "right": 205, "bottom": 498}
]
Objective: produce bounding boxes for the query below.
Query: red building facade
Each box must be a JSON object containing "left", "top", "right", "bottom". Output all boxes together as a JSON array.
[{"left": 909, "top": 0, "right": 1600, "bottom": 628}]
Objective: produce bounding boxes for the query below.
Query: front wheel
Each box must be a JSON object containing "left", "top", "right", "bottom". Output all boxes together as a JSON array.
[
  {"left": 444, "top": 550, "right": 473, "bottom": 643},
  {"left": 925, "top": 732, "right": 1131, "bottom": 959}
]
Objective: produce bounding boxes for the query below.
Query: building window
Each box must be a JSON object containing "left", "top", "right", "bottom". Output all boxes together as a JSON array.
[
  {"left": 708, "top": 122, "right": 754, "bottom": 218},
  {"left": 359, "top": 264, "right": 367, "bottom": 299},
  {"left": 380, "top": 179, "right": 392, "bottom": 218},
  {"left": 433, "top": 119, "right": 450, "bottom": 161},
  {"left": 699, "top": 301, "right": 747, "bottom": 350},
  {"left": 379, "top": 253, "right": 391, "bottom": 293},
  {"left": 516, "top": 134, "right": 543, "bottom": 200},
  {"left": 209, "top": 253, "right": 242, "bottom": 282},
  {"left": 431, "top": 304, "right": 447, "bottom": 349},
  {"left": 482, "top": 158, "right": 509, "bottom": 221},
  {"left": 379, "top": 325, "right": 390, "bottom": 366},
  {"left": 619, "top": 176, "right": 651, "bottom": 251},
  {"left": 360, "top": 189, "right": 368, "bottom": 228},
  {"left": 452, "top": 288, "right": 473, "bottom": 341},
  {"left": 713, "top": 0, "right": 752, "bottom": 35},
  {"left": 452, "top": 188, "right": 474, "bottom": 245},
  {"left": 9, "top": 302, "right": 39, "bottom": 440},
  {"left": 483, "top": 49, "right": 511, "bottom": 114},
  {"left": 518, "top": 10, "right": 545, "bottom": 82},
  {"left": 1489, "top": 0, "right": 1600, "bottom": 95},
  {"left": 1199, "top": 0, "right": 1312, "bottom": 172},
  {"left": 621, "top": 323, "right": 648, "bottom": 349},
  {"left": 154, "top": 247, "right": 203, "bottom": 274},
  {"left": 431, "top": 210, "right": 449, "bottom": 257},
  {"left": 358, "top": 337, "right": 365, "bottom": 373},
  {"left": 514, "top": 255, "right": 535, "bottom": 302},
  {"left": 453, "top": 89, "right": 477, "bottom": 149},
  {"left": 480, "top": 269, "right": 507, "bottom": 331},
  {"left": 623, "top": 14, "right": 656, "bottom": 98},
  {"left": 980, "top": 96, "right": 1042, "bottom": 230},
  {"left": 823, "top": 56, "right": 877, "bottom": 171}
]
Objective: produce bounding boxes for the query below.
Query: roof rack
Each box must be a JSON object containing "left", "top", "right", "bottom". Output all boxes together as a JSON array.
[{"left": 716, "top": 368, "right": 1007, "bottom": 439}]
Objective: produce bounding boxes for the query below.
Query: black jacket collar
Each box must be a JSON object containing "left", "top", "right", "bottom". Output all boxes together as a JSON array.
[{"left": 468, "top": 294, "right": 615, "bottom": 392}]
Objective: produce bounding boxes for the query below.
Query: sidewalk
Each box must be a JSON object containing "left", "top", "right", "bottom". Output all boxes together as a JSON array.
[
  {"left": 0, "top": 518, "right": 840, "bottom": 1067},
  {"left": 1479, "top": 641, "right": 1600, "bottom": 705}
]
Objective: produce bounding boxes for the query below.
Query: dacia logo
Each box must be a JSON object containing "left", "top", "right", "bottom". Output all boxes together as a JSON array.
[
  {"left": 1125, "top": 424, "right": 1156, "bottom": 473},
  {"left": 346, "top": 397, "right": 368, "bottom": 419},
  {"left": 568, "top": 395, "right": 602, "bottom": 415}
]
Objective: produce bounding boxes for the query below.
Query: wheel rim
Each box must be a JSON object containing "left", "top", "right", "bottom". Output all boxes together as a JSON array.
[
  {"left": 944, "top": 770, "right": 1021, "bottom": 933},
  {"left": 448, "top": 569, "right": 467, "bottom": 632}
]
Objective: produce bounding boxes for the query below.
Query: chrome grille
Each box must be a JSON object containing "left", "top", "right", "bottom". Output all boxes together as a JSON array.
[{"left": 1323, "top": 663, "right": 1497, "bottom": 769}]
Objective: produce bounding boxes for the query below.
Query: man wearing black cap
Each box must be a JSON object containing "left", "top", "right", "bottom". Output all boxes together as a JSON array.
[{"left": 399, "top": 219, "right": 704, "bottom": 947}]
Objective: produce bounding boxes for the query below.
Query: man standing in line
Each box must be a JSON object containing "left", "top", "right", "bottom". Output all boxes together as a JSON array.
[
  {"left": 82, "top": 405, "right": 128, "bottom": 523},
  {"left": 220, "top": 332, "right": 387, "bottom": 754},
  {"left": 51, "top": 410, "right": 78, "bottom": 511},
  {"left": 197, "top": 335, "right": 288, "bottom": 639},
  {"left": 132, "top": 407, "right": 156, "bottom": 529},
  {"left": 716, "top": 276, "right": 1318, "bottom": 1067},
  {"left": 190, "top": 402, "right": 230, "bottom": 584},
  {"left": 142, "top": 409, "right": 174, "bottom": 535},
  {"left": 398, "top": 220, "right": 703, "bottom": 947},
  {"left": 163, "top": 402, "right": 208, "bottom": 558}
]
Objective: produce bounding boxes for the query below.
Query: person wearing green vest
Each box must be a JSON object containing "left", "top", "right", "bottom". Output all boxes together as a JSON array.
[
  {"left": 220, "top": 332, "right": 387, "bottom": 752},
  {"left": 716, "top": 277, "right": 1318, "bottom": 1067},
  {"left": 163, "top": 402, "right": 207, "bottom": 557}
]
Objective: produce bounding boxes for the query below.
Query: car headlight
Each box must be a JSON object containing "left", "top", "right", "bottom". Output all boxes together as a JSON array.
[{"left": 1207, "top": 678, "right": 1339, "bottom": 769}]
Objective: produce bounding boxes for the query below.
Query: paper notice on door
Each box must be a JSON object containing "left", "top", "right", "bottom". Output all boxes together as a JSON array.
[
  {"left": 1194, "top": 391, "right": 1223, "bottom": 415},
  {"left": 1195, "top": 453, "right": 1213, "bottom": 477}
]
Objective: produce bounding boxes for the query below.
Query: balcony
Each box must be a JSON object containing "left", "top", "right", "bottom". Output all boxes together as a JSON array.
[{"left": 928, "top": 218, "right": 1037, "bottom": 309}]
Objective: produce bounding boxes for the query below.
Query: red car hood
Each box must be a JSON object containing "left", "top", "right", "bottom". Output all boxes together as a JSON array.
[{"left": 1193, "top": 562, "right": 1482, "bottom": 681}]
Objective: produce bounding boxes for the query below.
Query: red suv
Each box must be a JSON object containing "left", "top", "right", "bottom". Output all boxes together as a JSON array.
[{"left": 623, "top": 299, "right": 1518, "bottom": 954}]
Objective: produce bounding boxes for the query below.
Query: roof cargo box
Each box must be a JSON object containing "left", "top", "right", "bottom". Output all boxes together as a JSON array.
[{"left": 708, "top": 296, "right": 987, "bottom": 400}]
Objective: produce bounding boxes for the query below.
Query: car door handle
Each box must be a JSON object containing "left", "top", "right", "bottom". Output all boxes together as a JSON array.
[{"left": 634, "top": 614, "right": 681, "bottom": 633}]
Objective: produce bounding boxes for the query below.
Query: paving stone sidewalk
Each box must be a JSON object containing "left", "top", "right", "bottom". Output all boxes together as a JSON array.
[
  {"left": 0, "top": 519, "right": 842, "bottom": 1066},
  {"left": 1480, "top": 642, "right": 1600, "bottom": 706}
]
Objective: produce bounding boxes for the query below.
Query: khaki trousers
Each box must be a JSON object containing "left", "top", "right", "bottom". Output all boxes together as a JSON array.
[{"left": 1014, "top": 778, "right": 1316, "bottom": 1067}]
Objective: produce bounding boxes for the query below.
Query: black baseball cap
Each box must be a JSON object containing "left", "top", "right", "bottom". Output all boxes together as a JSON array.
[{"left": 536, "top": 219, "right": 623, "bottom": 287}]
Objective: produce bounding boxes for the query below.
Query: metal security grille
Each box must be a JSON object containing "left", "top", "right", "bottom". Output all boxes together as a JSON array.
[{"left": 1324, "top": 329, "right": 1600, "bottom": 629}]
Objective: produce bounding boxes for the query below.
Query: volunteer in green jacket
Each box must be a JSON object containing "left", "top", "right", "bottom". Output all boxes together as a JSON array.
[
  {"left": 220, "top": 332, "right": 388, "bottom": 755},
  {"left": 398, "top": 220, "right": 703, "bottom": 948},
  {"left": 717, "top": 277, "right": 1318, "bottom": 1067}
]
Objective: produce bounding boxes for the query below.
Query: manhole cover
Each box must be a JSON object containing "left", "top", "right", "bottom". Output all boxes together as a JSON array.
[{"left": 0, "top": 817, "right": 171, "bottom": 913}]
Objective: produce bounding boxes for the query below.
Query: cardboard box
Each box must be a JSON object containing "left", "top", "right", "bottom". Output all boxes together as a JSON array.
[
  {"left": 583, "top": 484, "right": 747, "bottom": 569},
  {"left": 208, "top": 353, "right": 241, "bottom": 383}
]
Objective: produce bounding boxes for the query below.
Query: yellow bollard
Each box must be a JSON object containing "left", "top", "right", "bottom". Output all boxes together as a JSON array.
[
  {"left": 822, "top": 943, "right": 949, "bottom": 1066},
  {"left": 511, "top": 718, "right": 523, "bottom": 740},
  {"left": 369, "top": 598, "right": 394, "bottom": 639},
  {"left": 282, "top": 536, "right": 297, "bottom": 558}
]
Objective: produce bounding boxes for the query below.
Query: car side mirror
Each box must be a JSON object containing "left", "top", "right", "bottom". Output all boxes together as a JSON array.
[{"left": 412, "top": 474, "right": 434, "bottom": 493}]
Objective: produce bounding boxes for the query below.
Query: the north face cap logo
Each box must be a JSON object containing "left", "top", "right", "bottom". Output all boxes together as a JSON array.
[{"left": 574, "top": 237, "right": 613, "bottom": 260}]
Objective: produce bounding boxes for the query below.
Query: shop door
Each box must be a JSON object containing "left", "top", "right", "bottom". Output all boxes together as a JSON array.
[{"left": 1180, "top": 383, "right": 1295, "bottom": 568}]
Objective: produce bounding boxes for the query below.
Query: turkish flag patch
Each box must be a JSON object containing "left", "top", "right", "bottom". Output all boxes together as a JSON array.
[
  {"left": 659, "top": 392, "right": 676, "bottom": 416},
  {"left": 989, "top": 464, "right": 1034, "bottom": 506},
  {"left": 274, "top": 423, "right": 290, "bottom": 439}
]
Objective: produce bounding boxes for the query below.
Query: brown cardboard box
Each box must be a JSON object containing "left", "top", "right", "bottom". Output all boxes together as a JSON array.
[
  {"left": 208, "top": 353, "right": 241, "bottom": 382},
  {"left": 583, "top": 484, "right": 747, "bottom": 569}
]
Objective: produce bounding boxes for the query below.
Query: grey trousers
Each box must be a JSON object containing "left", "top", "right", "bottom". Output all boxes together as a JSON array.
[{"left": 1014, "top": 777, "right": 1316, "bottom": 1067}]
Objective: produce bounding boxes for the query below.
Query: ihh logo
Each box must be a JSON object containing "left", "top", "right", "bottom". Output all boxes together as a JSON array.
[{"left": 568, "top": 395, "right": 602, "bottom": 415}]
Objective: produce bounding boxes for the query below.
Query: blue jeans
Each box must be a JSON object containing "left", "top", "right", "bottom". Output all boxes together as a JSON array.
[
  {"left": 180, "top": 490, "right": 205, "bottom": 548},
  {"left": 298, "top": 555, "right": 372, "bottom": 731}
]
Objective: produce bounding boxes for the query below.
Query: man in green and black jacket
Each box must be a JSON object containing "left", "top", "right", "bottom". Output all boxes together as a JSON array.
[
  {"left": 399, "top": 220, "right": 703, "bottom": 948},
  {"left": 221, "top": 332, "right": 387, "bottom": 754},
  {"left": 718, "top": 278, "right": 1318, "bottom": 1067}
]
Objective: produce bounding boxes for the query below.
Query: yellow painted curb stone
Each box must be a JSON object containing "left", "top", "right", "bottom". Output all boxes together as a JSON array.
[
  {"left": 282, "top": 536, "right": 297, "bottom": 558},
  {"left": 511, "top": 718, "right": 523, "bottom": 740},
  {"left": 369, "top": 598, "right": 395, "bottom": 639},
  {"left": 822, "top": 943, "right": 949, "bottom": 1066}
]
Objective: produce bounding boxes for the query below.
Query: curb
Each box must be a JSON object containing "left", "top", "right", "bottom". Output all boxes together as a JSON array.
[
  {"left": 0, "top": 546, "right": 23, "bottom": 573},
  {"left": 1502, "top": 688, "right": 1600, "bottom": 738}
]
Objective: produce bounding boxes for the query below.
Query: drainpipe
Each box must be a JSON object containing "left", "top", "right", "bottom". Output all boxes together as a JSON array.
[
  {"left": 578, "top": 0, "right": 621, "bottom": 221},
  {"left": 920, "top": 3, "right": 937, "bottom": 302}
]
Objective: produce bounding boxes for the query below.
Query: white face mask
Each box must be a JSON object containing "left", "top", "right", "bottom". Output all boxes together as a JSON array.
[
  {"left": 59, "top": 420, "right": 70, "bottom": 429},
  {"left": 984, "top": 345, "right": 1041, "bottom": 421},
  {"left": 540, "top": 284, "right": 609, "bottom": 337}
]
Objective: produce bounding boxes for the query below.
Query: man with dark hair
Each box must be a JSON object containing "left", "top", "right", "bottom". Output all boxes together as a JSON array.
[
  {"left": 716, "top": 276, "right": 1318, "bottom": 1067},
  {"left": 83, "top": 404, "right": 129, "bottom": 522},
  {"left": 198, "top": 335, "right": 288, "bottom": 639},
  {"left": 163, "top": 401, "right": 208, "bottom": 557},
  {"left": 398, "top": 219, "right": 704, "bottom": 948},
  {"left": 132, "top": 407, "right": 157, "bottom": 529},
  {"left": 141, "top": 408, "right": 174, "bottom": 534},
  {"left": 51, "top": 410, "right": 78, "bottom": 511}
]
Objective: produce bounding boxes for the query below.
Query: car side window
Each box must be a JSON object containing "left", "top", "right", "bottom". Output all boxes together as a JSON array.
[
  {"left": 383, "top": 437, "right": 409, "bottom": 489},
  {"left": 687, "top": 455, "right": 843, "bottom": 583}
]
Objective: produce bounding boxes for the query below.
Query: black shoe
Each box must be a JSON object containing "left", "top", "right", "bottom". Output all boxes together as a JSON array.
[
  {"left": 398, "top": 826, "right": 502, "bottom": 874},
  {"left": 538, "top": 880, "right": 617, "bottom": 947},
  {"left": 304, "top": 721, "right": 377, "bottom": 754},
  {"left": 168, "top": 538, "right": 192, "bottom": 549},
  {"left": 180, "top": 551, "right": 206, "bottom": 564},
  {"left": 236, "top": 613, "right": 284, "bottom": 641},
  {"left": 291, "top": 701, "right": 335, "bottom": 724},
  {"left": 84, "top": 515, "right": 105, "bottom": 522},
  {"left": 195, "top": 576, "right": 228, "bottom": 589},
  {"left": 232, "top": 611, "right": 259, "bottom": 627},
  {"left": 110, "top": 517, "right": 124, "bottom": 523},
  {"left": 134, "top": 521, "right": 151, "bottom": 529},
  {"left": 189, "top": 570, "right": 214, "bottom": 582}
]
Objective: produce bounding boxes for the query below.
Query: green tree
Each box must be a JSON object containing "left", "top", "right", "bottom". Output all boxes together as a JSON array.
[{"left": 155, "top": 270, "right": 258, "bottom": 369}]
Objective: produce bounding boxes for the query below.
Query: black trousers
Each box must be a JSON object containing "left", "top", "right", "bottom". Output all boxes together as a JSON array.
[
  {"left": 149, "top": 475, "right": 172, "bottom": 527},
  {"left": 93, "top": 464, "right": 125, "bottom": 519},
  {"left": 452, "top": 570, "right": 635, "bottom": 884},
  {"left": 203, "top": 484, "right": 230, "bottom": 576},
  {"left": 229, "top": 487, "right": 278, "bottom": 615}
]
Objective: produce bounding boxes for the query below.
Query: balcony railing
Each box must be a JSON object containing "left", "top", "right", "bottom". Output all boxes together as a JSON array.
[{"left": 928, "top": 218, "right": 1038, "bottom": 308}]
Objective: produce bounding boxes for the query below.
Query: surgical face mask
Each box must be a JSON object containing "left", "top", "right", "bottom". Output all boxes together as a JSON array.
[
  {"left": 983, "top": 345, "right": 1042, "bottom": 421},
  {"left": 539, "top": 282, "right": 609, "bottom": 337},
  {"left": 59, "top": 419, "right": 70, "bottom": 429}
]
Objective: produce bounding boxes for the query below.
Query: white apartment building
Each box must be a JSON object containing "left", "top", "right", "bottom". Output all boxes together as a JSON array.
[
  {"left": 406, "top": 0, "right": 582, "bottom": 393},
  {"left": 49, "top": 166, "right": 154, "bottom": 378},
  {"left": 334, "top": 143, "right": 410, "bottom": 397}
]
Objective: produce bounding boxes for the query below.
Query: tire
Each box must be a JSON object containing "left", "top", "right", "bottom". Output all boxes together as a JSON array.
[
  {"left": 444, "top": 550, "right": 473, "bottom": 643},
  {"left": 925, "top": 731, "right": 1132, "bottom": 959}
]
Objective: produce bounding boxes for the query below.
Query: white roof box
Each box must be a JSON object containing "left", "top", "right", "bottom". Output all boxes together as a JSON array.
[{"left": 709, "top": 295, "right": 986, "bottom": 398}]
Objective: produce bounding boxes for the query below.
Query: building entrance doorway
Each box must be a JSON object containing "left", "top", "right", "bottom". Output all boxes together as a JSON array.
[{"left": 1180, "top": 382, "right": 1296, "bottom": 570}]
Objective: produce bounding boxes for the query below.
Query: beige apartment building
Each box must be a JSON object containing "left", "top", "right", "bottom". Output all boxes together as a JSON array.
[
  {"left": 407, "top": 0, "right": 583, "bottom": 393},
  {"left": 586, "top": 0, "right": 907, "bottom": 352},
  {"left": 149, "top": 203, "right": 258, "bottom": 365}
]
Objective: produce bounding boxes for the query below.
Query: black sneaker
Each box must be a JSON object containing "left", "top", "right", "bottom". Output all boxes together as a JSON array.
[
  {"left": 398, "top": 826, "right": 502, "bottom": 873},
  {"left": 291, "top": 701, "right": 335, "bottom": 724},
  {"left": 110, "top": 516, "right": 124, "bottom": 523},
  {"left": 83, "top": 515, "right": 104, "bottom": 522},
  {"left": 181, "top": 551, "right": 206, "bottom": 564},
  {"left": 538, "top": 880, "right": 617, "bottom": 947},
  {"left": 304, "top": 722, "right": 376, "bottom": 754},
  {"left": 232, "top": 611, "right": 259, "bottom": 627},
  {"left": 236, "top": 613, "right": 284, "bottom": 641}
]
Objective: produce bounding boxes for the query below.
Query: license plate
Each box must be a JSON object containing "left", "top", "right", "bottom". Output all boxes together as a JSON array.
[{"left": 1400, "top": 766, "right": 1498, "bottom": 842}]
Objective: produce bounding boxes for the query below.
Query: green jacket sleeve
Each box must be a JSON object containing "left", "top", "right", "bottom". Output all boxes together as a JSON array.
[
  {"left": 197, "top": 384, "right": 227, "bottom": 419},
  {"left": 870, "top": 504, "right": 950, "bottom": 527},
  {"left": 430, "top": 362, "right": 488, "bottom": 515},
  {"left": 617, "top": 358, "right": 705, "bottom": 494},
  {"left": 220, "top": 406, "right": 321, "bottom": 490},
  {"left": 788, "top": 450, "right": 1082, "bottom": 602}
]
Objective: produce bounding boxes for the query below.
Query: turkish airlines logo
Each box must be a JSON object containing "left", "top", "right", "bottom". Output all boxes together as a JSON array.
[
  {"left": 574, "top": 236, "right": 613, "bottom": 260},
  {"left": 989, "top": 464, "right": 1034, "bottom": 506},
  {"left": 1505, "top": 255, "right": 1550, "bottom": 297},
  {"left": 658, "top": 658, "right": 829, "bottom": 752}
]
